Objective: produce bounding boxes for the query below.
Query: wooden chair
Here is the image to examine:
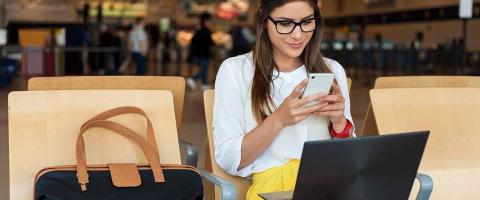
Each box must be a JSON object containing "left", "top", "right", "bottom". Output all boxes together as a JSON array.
[
  {"left": 27, "top": 76, "right": 197, "bottom": 166},
  {"left": 9, "top": 90, "right": 232, "bottom": 200},
  {"left": 203, "top": 89, "right": 250, "bottom": 200},
  {"left": 370, "top": 88, "right": 480, "bottom": 200},
  {"left": 8, "top": 90, "right": 180, "bottom": 200},
  {"left": 360, "top": 76, "right": 480, "bottom": 136}
]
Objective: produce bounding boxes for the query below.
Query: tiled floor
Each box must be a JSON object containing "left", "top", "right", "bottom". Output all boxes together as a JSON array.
[{"left": 0, "top": 73, "right": 372, "bottom": 199}]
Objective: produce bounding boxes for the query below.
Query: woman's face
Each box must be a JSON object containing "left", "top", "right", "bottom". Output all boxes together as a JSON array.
[{"left": 267, "top": 1, "right": 315, "bottom": 60}]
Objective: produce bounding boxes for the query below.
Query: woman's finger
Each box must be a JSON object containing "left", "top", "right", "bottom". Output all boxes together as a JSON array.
[
  {"left": 322, "top": 94, "right": 344, "bottom": 103},
  {"left": 296, "top": 92, "right": 328, "bottom": 107},
  {"left": 289, "top": 79, "right": 308, "bottom": 99},
  {"left": 331, "top": 82, "right": 341, "bottom": 95},
  {"left": 316, "top": 104, "right": 345, "bottom": 112},
  {"left": 294, "top": 102, "right": 329, "bottom": 116},
  {"left": 294, "top": 112, "right": 314, "bottom": 123},
  {"left": 314, "top": 110, "right": 343, "bottom": 117}
]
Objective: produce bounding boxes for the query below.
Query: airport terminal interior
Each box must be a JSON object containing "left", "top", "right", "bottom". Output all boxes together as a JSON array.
[{"left": 0, "top": 0, "right": 479, "bottom": 199}]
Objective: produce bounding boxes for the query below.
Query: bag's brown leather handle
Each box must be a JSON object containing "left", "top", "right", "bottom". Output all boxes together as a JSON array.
[
  {"left": 80, "top": 106, "right": 159, "bottom": 157},
  {"left": 76, "top": 120, "right": 165, "bottom": 191}
]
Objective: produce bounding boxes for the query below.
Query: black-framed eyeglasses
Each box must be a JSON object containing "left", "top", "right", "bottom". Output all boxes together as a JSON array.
[{"left": 267, "top": 16, "right": 317, "bottom": 34}]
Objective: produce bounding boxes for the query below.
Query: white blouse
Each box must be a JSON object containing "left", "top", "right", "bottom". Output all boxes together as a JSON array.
[{"left": 213, "top": 53, "right": 354, "bottom": 177}]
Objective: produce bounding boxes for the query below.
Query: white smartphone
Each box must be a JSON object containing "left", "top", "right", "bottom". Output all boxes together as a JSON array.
[{"left": 301, "top": 73, "right": 335, "bottom": 107}]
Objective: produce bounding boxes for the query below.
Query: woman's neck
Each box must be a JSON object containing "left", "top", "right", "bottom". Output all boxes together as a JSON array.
[{"left": 273, "top": 50, "right": 302, "bottom": 73}]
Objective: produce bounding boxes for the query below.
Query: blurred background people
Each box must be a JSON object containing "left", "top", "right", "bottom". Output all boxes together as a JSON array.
[
  {"left": 229, "top": 14, "right": 255, "bottom": 57},
  {"left": 129, "top": 17, "right": 148, "bottom": 75},
  {"left": 187, "top": 12, "right": 214, "bottom": 91}
]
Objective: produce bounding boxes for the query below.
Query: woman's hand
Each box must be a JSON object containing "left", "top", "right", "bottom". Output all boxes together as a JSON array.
[
  {"left": 270, "top": 79, "right": 329, "bottom": 128},
  {"left": 314, "top": 83, "right": 347, "bottom": 131}
]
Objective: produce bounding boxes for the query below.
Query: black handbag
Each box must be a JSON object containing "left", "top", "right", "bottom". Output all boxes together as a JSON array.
[{"left": 34, "top": 106, "right": 204, "bottom": 200}]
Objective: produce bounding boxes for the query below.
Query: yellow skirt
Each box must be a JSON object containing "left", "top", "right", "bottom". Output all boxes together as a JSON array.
[{"left": 246, "top": 160, "right": 300, "bottom": 200}]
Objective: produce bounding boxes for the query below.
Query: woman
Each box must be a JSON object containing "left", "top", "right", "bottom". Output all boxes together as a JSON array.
[{"left": 213, "top": 1, "right": 355, "bottom": 199}]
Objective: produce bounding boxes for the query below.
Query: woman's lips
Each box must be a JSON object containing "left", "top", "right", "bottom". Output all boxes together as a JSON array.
[{"left": 287, "top": 42, "right": 303, "bottom": 49}]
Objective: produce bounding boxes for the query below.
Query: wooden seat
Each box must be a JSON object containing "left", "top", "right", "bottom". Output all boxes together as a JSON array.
[
  {"left": 9, "top": 90, "right": 180, "bottom": 200},
  {"left": 203, "top": 89, "right": 251, "bottom": 200},
  {"left": 370, "top": 88, "right": 480, "bottom": 199},
  {"left": 360, "top": 76, "right": 480, "bottom": 136}
]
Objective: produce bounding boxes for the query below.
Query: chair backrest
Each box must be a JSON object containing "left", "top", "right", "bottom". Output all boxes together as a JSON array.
[
  {"left": 203, "top": 89, "right": 252, "bottom": 200},
  {"left": 28, "top": 76, "right": 186, "bottom": 129},
  {"left": 370, "top": 88, "right": 480, "bottom": 199},
  {"left": 9, "top": 90, "right": 181, "bottom": 200},
  {"left": 374, "top": 76, "right": 480, "bottom": 89},
  {"left": 360, "top": 76, "right": 480, "bottom": 136}
]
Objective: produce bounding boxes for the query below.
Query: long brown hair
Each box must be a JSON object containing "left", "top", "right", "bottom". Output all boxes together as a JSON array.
[{"left": 252, "top": 0, "right": 332, "bottom": 123}]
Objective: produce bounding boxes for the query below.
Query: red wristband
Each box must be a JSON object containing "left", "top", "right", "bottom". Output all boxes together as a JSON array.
[{"left": 330, "top": 120, "right": 353, "bottom": 139}]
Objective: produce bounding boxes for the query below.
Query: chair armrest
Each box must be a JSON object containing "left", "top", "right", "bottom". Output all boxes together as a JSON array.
[
  {"left": 179, "top": 140, "right": 198, "bottom": 167},
  {"left": 200, "top": 170, "right": 236, "bottom": 200},
  {"left": 415, "top": 173, "right": 433, "bottom": 200}
]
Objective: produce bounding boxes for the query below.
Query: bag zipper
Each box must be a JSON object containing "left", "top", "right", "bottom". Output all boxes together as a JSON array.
[{"left": 35, "top": 164, "right": 200, "bottom": 183}]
